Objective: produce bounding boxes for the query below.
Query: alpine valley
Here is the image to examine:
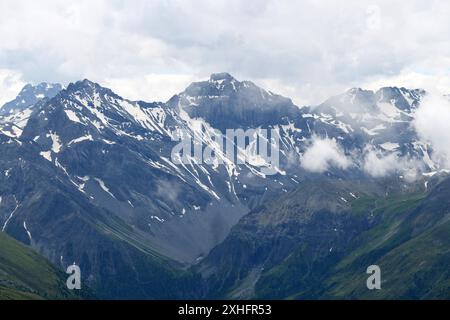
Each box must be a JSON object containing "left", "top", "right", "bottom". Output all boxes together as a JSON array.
[{"left": 0, "top": 73, "right": 448, "bottom": 299}]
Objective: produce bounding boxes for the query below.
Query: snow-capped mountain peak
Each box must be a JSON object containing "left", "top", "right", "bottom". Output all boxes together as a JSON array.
[
  {"left": 170, "top": 73, "right": 298, "bottom": 130},
  {"left": 0, "top": 82, "right": 63, "bottom": 116},
  {"left": 0, "top": 82, "right": 63, "bottom": 139}
]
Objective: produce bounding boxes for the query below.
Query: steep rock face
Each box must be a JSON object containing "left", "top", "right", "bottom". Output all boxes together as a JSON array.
[
  {"left": 198, "top": 179, "right": 384, "bottom": 298},
  {"left": 0, "top": 137, "right": 203, "bottom": 298}
]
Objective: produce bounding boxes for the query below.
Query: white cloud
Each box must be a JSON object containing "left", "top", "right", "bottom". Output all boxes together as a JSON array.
[
  {"left": 1, "top": 0, "right": 450, "bottom": 104},
  {"left": 362, "top": 146, "right": 420, "bottom": 180},
  {"left": 363, "top": 148, "right": 401, "bottom": 177},
  {"left": 103, "top": 73, "right": 197, "bottom": 102},
  {"left": 362, "top": 71, "right": 450, "bottom": 96},
  {"left": 414, "top": 93, "right": 450, "bottom": 169},
  {"left": 0, "top": 69, "right": 26, "bottom": 106},
  {"left": 301, "top": 136, "right": 352, "bottom": 173}
]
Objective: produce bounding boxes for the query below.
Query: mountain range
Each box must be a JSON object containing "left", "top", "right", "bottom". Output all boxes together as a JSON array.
[{"left": 0, "top": 73, "right": 448, "bottom": 299}]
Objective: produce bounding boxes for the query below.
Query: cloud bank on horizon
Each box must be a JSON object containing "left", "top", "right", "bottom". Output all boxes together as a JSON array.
[{"left": 0, "top": 0, "right": 450, "bottom": 107}]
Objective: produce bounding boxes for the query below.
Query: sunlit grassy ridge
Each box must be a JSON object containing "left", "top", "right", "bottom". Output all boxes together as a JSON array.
[{"left": 0, "top": 232, "right": 80, "bottom": 300}]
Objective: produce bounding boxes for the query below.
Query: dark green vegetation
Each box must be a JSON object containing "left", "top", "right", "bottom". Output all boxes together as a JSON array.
[
  {"left": 197, "top": 178, "right": 450, "bottom": 300},
  {"left": 0, "top": 231, "right": 81, "bottom": 299}
]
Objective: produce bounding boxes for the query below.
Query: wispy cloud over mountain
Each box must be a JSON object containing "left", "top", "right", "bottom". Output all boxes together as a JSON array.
[
  {"left": 301, "top": 136, "right": 352, "bottom": 173},
  {"left": 414, "top": 93, "right": 450, "bottom": 169}
]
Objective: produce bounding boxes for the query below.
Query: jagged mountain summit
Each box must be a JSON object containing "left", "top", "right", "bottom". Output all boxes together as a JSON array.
[
  {"left": 0, "top": 83, "right": 63, "bottom": 139},
  {"left": 0, "top": 73, "right": 448, "bottom": 299},
  {"left": 169, "top": 72, "right": 299, "bottom": 130},
  {"left": 0, "top": 83, "right": 63, "bottom": 116}
]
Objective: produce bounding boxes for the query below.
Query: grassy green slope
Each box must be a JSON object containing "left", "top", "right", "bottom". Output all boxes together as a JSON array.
[
  {"left": 321, "top": 189, "right": 450, "bottom": 299},
  {"left": 206, "top": 178, "right": 450, "bottom": 300},
  {"left": 255, "top": 187, "right": 450, "bottom": 299},
  {"left": 0, "top": 231, "right": 80, "bottom": 300}
]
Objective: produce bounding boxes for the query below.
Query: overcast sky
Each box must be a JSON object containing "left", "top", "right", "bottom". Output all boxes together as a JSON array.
[{"left": 1, "top": 0, "right": 450, "bottom": 106}]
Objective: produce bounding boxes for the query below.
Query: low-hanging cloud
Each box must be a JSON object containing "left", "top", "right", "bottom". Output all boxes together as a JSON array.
[
  {"left": 414, "top": 93, "right": 450, "bottom": 169},
  {"left": 363, "top": 147, "right": 399, "bottom": 177},
  {"left": 362, "top": 146, "right": 420, "bottom": 181},
  {"left": 0, "top": 68, "right": 26, "bottom": 106},
  {"left": 156, "top": 179, "right": 181, "bottom": 202},
  {"left": 301, "top": 136, "right": 352, "bottom": 173}
]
